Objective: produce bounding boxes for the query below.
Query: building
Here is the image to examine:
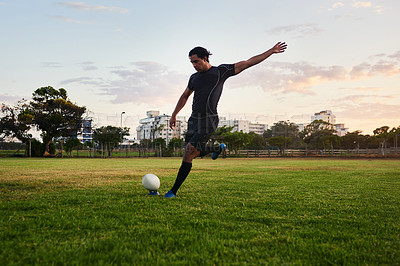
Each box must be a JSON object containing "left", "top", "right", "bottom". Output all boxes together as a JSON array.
[
  {"left": 334, "top": 123, "right": 348, "bottom": 137},
  {"left": 311, "top": 110, "right": 348, "bottom": 136},
  {"left": 136, "top": 111, "right": 187, "bottom": 144},
  {"left": 312, "top": 110, "right": 336, "bottom": 126},
  {"left": 249, "top": 122, "right": 267, "bottom": 135},
  {"left": 77, "top": 118, "right": 93, "bottom": 143},
  {"left": 218, "top": 118, "right": 267, "bottom": 135},
  {"left": 136, "top": 111, "right": 268, "bottom": 143}
]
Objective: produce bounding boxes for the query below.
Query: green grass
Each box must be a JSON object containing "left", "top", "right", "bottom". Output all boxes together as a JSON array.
[{"left": 1, "top": 158, "right": 399, "bottom": 265}]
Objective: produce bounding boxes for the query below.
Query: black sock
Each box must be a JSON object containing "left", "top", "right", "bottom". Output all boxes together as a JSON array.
[{"left": 171, "top": 161, "right": 192, "bottom": 195}]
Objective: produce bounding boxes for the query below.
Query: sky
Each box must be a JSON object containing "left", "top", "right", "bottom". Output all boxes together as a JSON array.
[{"left": 1, "top": 0, "right": 399, "bottom": 137}]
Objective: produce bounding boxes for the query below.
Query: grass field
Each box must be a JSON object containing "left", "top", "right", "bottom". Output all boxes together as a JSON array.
[{"left": 1, "top": 157, "right": 399, "bottom": 265}]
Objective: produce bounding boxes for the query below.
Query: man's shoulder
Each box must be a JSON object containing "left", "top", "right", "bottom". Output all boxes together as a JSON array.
[
  {"left": 217, "top": 63, "right": 234, "bottom": 68},
  {"left": 217, "top": 64, "right": 236, "bottom": 76}
]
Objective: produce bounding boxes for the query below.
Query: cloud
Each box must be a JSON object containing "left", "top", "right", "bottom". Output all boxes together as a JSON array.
[
  {"left": 327, "top": 2, "right": 345, "bottom": 11},
  {"left": 49, "top": 15, "right": 81, "bottom": 24},
  {"left": 339, "top": 86, "right": 383, "bottom": 92},
  {"left": 0, "top": 94, "right": 25, "bottom": 104},
  {"left": 353, "top": 1, "right": 372, "bottom": 8},
  {"left": 321, "top": 1, "right": 385, "bottom": 15},
  {"left": 78, "top": 61, "right": 98, "bottom": 71},
  {"left": 231, "top": 61, "right": 347, "bottom": 94},
  {"left": 61, "top": 62, "right": 187, "bottom": 105},
  {"left": 42, "top": 62, "right": 63, "bottom": 68},
  {"left": 230, "top": 50, "right": 400, "bottom": 95},
  {"left": 58, "top": 2, "right": 129, "bottom": 14},
  {"left": 60, "top": 51, "right": 400, "bottom": 105},
  {"left": 350, "top": 51, "right": 400, "bottom": 79},
  {"left": 267, "top": 24, "right": 323, "bottom": 38}
]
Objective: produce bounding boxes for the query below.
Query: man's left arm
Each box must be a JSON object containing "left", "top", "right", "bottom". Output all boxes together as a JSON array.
[{"left": 234, "top": 42, "right": 287, "bottom": 75}]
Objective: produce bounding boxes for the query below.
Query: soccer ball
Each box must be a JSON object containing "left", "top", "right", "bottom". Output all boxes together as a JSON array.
[{"left": 142, "top": 174, "right": 160, "bottom": 195}]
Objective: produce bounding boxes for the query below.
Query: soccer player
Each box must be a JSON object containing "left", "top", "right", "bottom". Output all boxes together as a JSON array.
[{"left": 164, "top": 42, "right": 287, "bottom": 198}]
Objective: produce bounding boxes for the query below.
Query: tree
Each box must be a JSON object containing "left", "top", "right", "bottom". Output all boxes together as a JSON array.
[
  {"left": 390, "top": 126, "right": 400, "bottom": 149},
  {"left": 93, "top": 126, "right": 129, "bottom": 157},
  {"left": 270, "top": 121, "right": 299, "bottom": 138},
  {"left": 373, "top": 126, "right": 390, "bottom": 155},
  {"left": 268, "top": 121, "right": 299, "bottom": 150},
  {"left": 341, "top": 131, "right": 363, "bottom": 149},
  {"left": 168, "top": 137, "right": 184, "bottom": 157},
  {"left": 320, "top": 134, "right": 341, "bottom": 153},
  {"left": 64, "top": 138, "right": 81, "bottom": 157},
  {"left": 267, "top": 136, "right": 292, "bottom": 155},
  {"left": 153, "top": 138, "right": 166, "bottom": 157},
  {"left": 139, "top": 139, "right": 152, "bottom": 157},
  {"left": 85, "top": 141, "right": 94, "bottom": 158},
  {"left": 224, "top": 131, "right": 253, "bottom": 154},
  {"left": 0, "top": 101, "right": 34, "bottom": 156},
  {"left": 247, "top": 132, "right": 265, "bottom": 150},
  {"left": 29, "top": 86, "right": 86, "bottom": 155},
  {"left": 0, "top": 101, "right": 32, "bottom": 143},
  {"left": 300, "top": 120, "right": 336, "bottom": 150}
]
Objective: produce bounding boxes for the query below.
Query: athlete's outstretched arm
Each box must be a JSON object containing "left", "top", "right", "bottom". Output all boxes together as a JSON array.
[
  {"left": 234, "top": 42, "right": 287, "bottom": 75},
  {"left": 170, "top": 87, "right": 193, "bottom": 129}
]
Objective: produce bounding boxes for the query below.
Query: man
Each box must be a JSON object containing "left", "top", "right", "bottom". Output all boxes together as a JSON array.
[{"left": 164, "top": 42, "right": 287, "bottom": 198}]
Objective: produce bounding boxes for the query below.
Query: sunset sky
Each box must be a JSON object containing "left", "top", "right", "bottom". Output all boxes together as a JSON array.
[{"left": 1, "top": 0, "right": 399, "bottom": 136}]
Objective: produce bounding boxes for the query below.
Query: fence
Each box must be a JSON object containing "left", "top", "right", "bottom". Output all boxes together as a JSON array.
[
  {"left": 1, "top": 142, "right": 400, "bottom": 158},
  {"left": 233, "top": 148, "right": 400, "bottom": 157}
]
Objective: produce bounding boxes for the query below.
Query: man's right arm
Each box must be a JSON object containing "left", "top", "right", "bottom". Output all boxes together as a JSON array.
[{"left": 170, "top": 87, "right": 193, "bottom": 129}]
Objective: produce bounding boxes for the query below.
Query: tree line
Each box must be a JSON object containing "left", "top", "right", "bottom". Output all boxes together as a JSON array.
[
  {"left": 1, "top": 87, "right": 399, "bottom": 157},
  {"left": 217, "top": 120, "right": 400, "bottom": 155}
]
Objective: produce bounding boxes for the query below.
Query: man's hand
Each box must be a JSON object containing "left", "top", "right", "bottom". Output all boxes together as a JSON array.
[
  {"left": 272, "top": 42, "right": 287, "bottom": 54},
  {"left": 169, "top": 116, "right": 177, "bottom": 129}
]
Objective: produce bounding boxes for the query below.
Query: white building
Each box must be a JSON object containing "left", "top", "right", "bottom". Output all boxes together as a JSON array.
[
  {"left": 311, "top": 110, "right": 348, "bottom": 136},
  {"left": 136, "top": 111, "right": 187, "bottom": 144},
  {"left": 312, "top": 110, "right": 336, "bottom": 125},
  {"left": 218, "top": 118, "right": 267, "bottom": 135},
  {"left": 137, "top": 112, "right": 269, "bottom": 144},
  {"left": 76, "top": 118, "right": 93, "bottom": 143}
]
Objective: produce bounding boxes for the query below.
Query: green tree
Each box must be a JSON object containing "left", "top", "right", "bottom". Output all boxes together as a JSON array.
[
  {"left": 267, "top": 136, "right": 292, "bottom": 155},
  {"left": 270, "top": 121, "right": 299, "bottom": 138},
  {"left": 93, "top": 126, "right": 129, "bottom": 157},
  {"left": 225, "top": 131, "right": 253, "bottom": 154},
  {"left": 373, "top": 126, "right": 390, "bottom": 155},
  {"left": 341, "top": 131, "right": 365, "bottom": 149},
  {"left": 0, "top": 101, "right": 34, "bottom": 156},
  {"left": 269, "top": 121, "right": 300, "bottom": 150},
  {"left": 64, "top": 138, "right": 81, "bottom": 157},
  {"left": 167, "top": 137, "right": 184, "bottom": 157},
  {"left": 389, "top": 126, "right": 400, "bottom": 149},
  {"left": 85, "top": 141, "right": 94, "bottom": 158},
  {"left": 0, "top": 101, "right": 33, "bottom": 143},
  {"left": 153, "top": 137, "right": 166, "bottom": 157},
  {"left": 29, "top": 86, "right": 86, "bottom": 155},
  {"left": 300, "top": 120, "right": 336, "bottom": 150},
  {"left": 247, "top": 132, "right": 265, "bottom": 150}
]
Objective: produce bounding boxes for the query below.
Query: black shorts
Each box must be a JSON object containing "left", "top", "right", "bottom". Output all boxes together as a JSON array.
[{"left": 185, "top": 115, "right": 219, "bottom": 151}]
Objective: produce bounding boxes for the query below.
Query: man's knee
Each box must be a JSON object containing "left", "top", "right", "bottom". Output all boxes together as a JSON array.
[{"left": 186, "top": 143, "right": 198, "bottom": 155}]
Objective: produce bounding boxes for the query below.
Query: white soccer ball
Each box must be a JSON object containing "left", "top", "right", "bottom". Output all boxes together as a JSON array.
[{"left": 142, "top": 174, "right": 160, "bottom": 191}]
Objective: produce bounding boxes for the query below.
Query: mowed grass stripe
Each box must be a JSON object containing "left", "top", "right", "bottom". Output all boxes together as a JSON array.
[{"left": 0, "top": 158, "right": 399, "bottom": 265}]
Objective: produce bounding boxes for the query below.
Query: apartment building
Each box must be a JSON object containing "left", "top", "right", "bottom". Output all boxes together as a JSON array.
[
  {"left": 76, "top": 118, "right": 93, "bottom": 143},
  {"left": 218, "top": 119, "right": 267, "bottom": 135},
  {"left": 136, "top": 111, "right": 268, "bottom": 143},
  {"left": 136, "top": 111, "right": 187, "bottom": 144},
  {"left": 311, "top": 110, "right": 348, "bottom": 136}
]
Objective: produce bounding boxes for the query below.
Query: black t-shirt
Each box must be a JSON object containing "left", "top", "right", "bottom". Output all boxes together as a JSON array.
[{"left": 188, "top": 64, "right": 236, "bottom": 117}]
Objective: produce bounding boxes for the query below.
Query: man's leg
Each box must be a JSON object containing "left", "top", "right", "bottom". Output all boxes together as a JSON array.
[{"left": 165, "top": 143, "right": 199, "bottom": 197}]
